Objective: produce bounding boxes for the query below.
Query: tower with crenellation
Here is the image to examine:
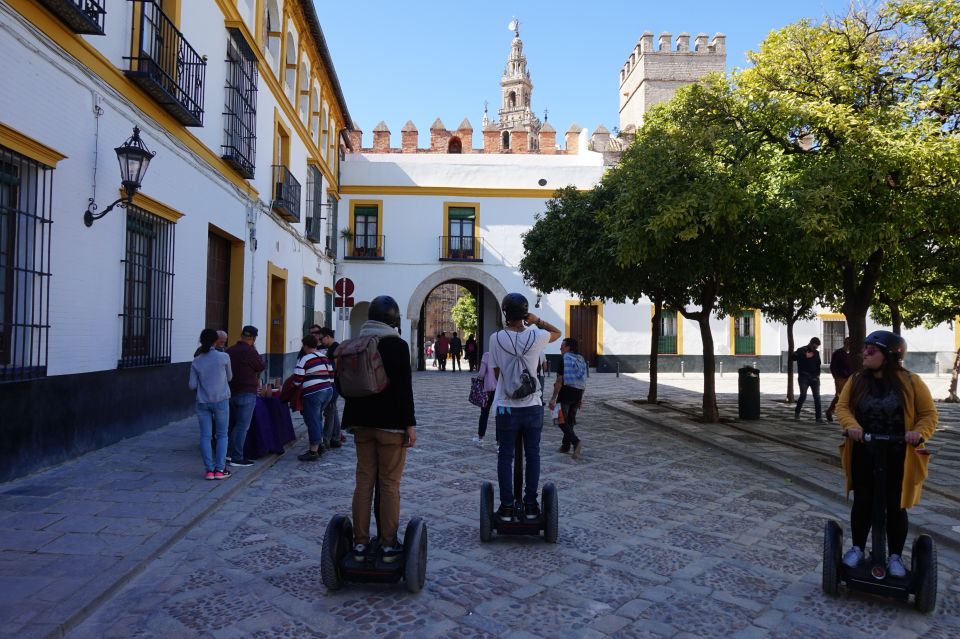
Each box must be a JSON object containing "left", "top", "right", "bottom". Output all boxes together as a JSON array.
[{"left": 618, "top": 31, "right": 727, "bottom": 132}]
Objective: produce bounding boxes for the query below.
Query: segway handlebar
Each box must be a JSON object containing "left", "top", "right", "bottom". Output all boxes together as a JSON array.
[{"left": 842, "top": 431, "right": 925, "bottom": 445}]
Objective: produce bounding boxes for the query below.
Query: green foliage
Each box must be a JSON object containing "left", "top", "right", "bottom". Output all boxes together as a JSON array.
[{"left": 450, "top": 291, "right": 478, "bottom": 337}]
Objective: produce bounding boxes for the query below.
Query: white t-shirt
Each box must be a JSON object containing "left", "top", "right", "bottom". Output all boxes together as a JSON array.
[{"left": 489, "top": 326, "right": 551, "bottom": 408}]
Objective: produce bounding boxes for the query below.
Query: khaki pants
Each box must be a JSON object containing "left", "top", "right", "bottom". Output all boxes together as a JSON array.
[
  {"left": 352, "top": 428, "right": 407, "bottom": 546},
  {"left": 826, "top": 376, "right": 848, "bottom": 417}
]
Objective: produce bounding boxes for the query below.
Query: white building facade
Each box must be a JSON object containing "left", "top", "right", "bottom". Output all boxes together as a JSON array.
[{"left": 0, "top": 0, "right": 350, "bottom": 481}]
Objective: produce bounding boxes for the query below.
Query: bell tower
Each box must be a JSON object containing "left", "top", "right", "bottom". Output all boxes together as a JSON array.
[{"left": 497, "top": 19, "right": 540, "bottom": 149}]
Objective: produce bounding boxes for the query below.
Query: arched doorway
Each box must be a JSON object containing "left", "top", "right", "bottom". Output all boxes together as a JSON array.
[{"left": 406, "top": 267, "right": 508, "bottom": 371}]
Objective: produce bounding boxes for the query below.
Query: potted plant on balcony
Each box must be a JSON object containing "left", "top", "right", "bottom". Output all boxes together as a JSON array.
[{"left": 340, "top": 228, "right": 354, "bottom": 256}]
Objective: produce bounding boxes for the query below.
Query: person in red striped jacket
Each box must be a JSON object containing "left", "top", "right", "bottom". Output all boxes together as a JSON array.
[{"left": 293, "top": 334, "right": 335, "bottom": 461}]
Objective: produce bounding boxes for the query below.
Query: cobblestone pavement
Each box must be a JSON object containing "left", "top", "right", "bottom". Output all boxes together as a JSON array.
[{"left": 64, "top": 370, "right": 960, "bottom": 638}]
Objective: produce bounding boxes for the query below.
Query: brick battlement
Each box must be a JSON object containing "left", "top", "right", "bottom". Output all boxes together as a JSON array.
[{"left": 620, "top": 31, "right": 726, "bottom": 86}]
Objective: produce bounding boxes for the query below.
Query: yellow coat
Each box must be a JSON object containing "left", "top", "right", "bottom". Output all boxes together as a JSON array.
[{"left": 836, "top": 370, "right": 937, "bottom": 509}]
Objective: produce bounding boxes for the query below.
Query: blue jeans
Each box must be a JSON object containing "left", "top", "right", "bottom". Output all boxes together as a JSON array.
[
  {"left": 229, "top": 392, "right": 257, "bottom": 460},
  {"left": 198, "top": 399, "right": 229, "bottom": 471},
  {"left": 323, "top": 387, "right": 341, "bottom": 445},
  {"left": 796, "top": 374, "right": 822, "bottom": 420},
  {"left": 495, "top": 405, "right": 543, "bottom": 507},
  {"left": 303, "top": 387, "right": 333, "bottom": 446}
]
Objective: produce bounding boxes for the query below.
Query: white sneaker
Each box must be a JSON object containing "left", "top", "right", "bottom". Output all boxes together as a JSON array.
[
  {"left": 472, "top": 435, "right": 483, "bottom": 448},
  {"left": 842, "top": 546, "right": 863, "bottom": 568},
  {"left": 888, "top": 554, "right": 906, "bottom": 577}
]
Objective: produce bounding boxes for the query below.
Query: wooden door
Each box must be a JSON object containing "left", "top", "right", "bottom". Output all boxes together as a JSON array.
[
  {"left": 205, "top": 232, "right": 231, "bottom": 332},
  {"left": 569, "top": 304, "right": 598, "bottom": 367},
  {"left": 269, "top": 274, "right": 286, "bottom": 356}
]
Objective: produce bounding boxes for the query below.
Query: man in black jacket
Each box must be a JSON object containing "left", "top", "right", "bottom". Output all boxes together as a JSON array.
[
  {"left": 340, "top": 296, "right": 416, "bottom": 564},
  {"left": 794, "top": 337, "right": 823, "bottom": 423}
]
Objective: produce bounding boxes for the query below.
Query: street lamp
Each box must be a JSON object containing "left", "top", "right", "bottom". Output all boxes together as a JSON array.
[{"left": 84, "top": 126, "right": 156, "bottom": 227}]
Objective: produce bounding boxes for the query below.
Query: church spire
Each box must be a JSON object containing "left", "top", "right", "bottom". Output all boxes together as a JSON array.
[{"left": 497, "top": 17, "right": 540, "bottom": 142}]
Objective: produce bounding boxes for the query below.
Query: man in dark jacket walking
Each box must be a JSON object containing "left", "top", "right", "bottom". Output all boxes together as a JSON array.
[
  {"left": 825, "top": 337, "right": 853, "bottom": 423},
  {"left": 340, "top": 296, "right": 416, "bottom": 565},
  {"left": 794, "top": 336, "right": 823, "bottom": 423},
  {"left": 450, "top": 332, "right": 463, "bottom": 371}
]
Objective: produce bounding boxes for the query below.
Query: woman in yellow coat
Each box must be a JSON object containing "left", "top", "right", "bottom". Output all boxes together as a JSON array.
[{"left": 835, "top": 331, "right": 937, "bottom": 578}]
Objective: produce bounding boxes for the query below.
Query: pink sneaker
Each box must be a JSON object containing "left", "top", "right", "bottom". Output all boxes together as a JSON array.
[
  {"left": 213, "top": 469, "right": 232, "bottom": 480},
  {"left": 204, "top": 471, "right": 215, "bottom": 480}
]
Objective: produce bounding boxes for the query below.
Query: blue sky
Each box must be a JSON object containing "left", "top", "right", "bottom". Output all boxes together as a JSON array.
[{"left": 318, "top": 1, "right": 854, "bottom": 147}]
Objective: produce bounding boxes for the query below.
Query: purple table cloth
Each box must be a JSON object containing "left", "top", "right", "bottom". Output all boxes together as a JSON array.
[{"left": 244, "top": 396, "right": 296, "bottom": 459}]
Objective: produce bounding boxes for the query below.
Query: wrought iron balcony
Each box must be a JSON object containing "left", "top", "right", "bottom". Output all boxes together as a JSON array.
[
  {"left": 36, "top": 0, "right": 106, "bottom": 35},
  {"left": 657, "top": 335, "right": 678, "bottom": 355},
  {"left": 125, "top": 0, "right": 206, "bottom": 127},
  {"left": 439, "top": 235, "right": 484, "bottom": 261},
  {"left": 734, "top": 335, "right": 756, "bottom": 355},
  {"left": 325, "top": 234, "right": 337, "bottom": 258},
  {"left": 344, "top": 236, "right": 385, "bottom": 260},
  {"left": 271, "top": 165, "right": 301, "bottom": 222},
  {"left": 221, "top": 30, "right": 257, "bottom": 179}
]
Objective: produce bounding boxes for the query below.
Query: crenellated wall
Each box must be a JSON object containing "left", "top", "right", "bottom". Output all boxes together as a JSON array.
[{"left": 619, "top": 30, "right": 727, "bottom": 131}]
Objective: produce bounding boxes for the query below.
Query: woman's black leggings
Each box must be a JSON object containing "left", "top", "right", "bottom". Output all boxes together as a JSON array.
[
  {"left": 850, "top": 443, "right": 908, "bottom": 555},
  {"left": 477, "top": 392, "right": 495, "bottom": 439}
]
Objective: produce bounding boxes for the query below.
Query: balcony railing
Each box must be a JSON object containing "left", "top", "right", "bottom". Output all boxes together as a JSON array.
[
  {"left": 439, "top": 235, "right": 483, "bottom": 261},
  {"left": 734, "top": 335, "right": 756, "bottom": 355},
  {"left": 36, "top": 0, "right": 106, "bottom": 35},
  {"left": 344, "top": 236, "right": 385, "bottom": 260},
  {"left": 125, "top": 0, "right": 206, "bottom": 127},
  {"left": 222, "top": 29, "right": 257, "bottom": 179},
  {"left": 271, "top": 165, "right": 301, "bottom": 222},
  {"left": 657, "top": 335, "right": 678, "bottom": 355}
]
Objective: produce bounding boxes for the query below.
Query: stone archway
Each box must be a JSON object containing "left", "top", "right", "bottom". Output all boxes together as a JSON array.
[{"left": 406, "top": 266, "right": 508, "bottom": 369}]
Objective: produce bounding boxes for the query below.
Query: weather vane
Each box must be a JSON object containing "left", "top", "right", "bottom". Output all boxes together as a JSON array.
[{"left": 508, "top": 17, "right": 520, "bottom": 36}]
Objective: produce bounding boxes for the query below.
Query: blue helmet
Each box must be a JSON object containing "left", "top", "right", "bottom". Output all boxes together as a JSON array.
[{"left": 865, "top": 330, "right": 906, "bottom": 362}]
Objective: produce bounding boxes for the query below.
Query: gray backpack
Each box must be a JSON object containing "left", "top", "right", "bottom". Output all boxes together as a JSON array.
[{"left": 496, "top": 331, "right": 538, "bottom": 399}]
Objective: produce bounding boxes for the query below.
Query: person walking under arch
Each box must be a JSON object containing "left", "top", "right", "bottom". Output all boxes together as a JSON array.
[{"left": 450, "top": 332, "right": 463, "bottom": 371}]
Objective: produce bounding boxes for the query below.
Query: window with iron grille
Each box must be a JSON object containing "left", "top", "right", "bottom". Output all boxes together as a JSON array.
[
  {"left": 325, "top": 198, "right": 338, "bottom": 257},
  {"left": 0, "top": 146, "right": 53, "bottom": 382},
  {"left": 658, "top": 309, "right": 678, "bottom": 355},
  {"left": 222, "top": 28, "right": 258, "bottom": 179},
  {"left": 303, "top": 282, "right": 315, "bottom": 335},
  {"left": 304, "top": 165, "right": 323, "bottom": 243},
  {"left": 120, "top": 206, "right": 175, "bottom": 368}
]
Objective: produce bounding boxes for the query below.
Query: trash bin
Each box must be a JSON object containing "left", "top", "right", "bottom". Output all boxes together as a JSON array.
[{"left": 738, "top": 366, "right": 761, "bottom": 420}]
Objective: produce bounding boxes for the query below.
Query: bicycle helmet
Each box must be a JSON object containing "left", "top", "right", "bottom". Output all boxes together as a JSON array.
[
  {"left": 864, "top": 330, "right": 907, "bottom": 362},
  {"left": 368, "top": 295, "right": 401, "bottom": 328},
  {"left": 501, "top": 293, "right": 529, "bottom": 322}
]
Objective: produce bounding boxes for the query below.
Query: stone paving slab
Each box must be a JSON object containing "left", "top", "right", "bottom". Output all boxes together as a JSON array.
[
  {"left": 61, "top": 370, "right": 960, "bottom": 638},
  {"left": 0, "top": 411, "right": 303, "bottom": 639}
]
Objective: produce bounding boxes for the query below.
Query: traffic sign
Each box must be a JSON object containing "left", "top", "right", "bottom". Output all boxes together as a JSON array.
[
  {"left": 335, "top": 277, "right": 355, "bottom": 297},
  {"left": 334, "top": 296, "right": 354, "bottom": 308}
]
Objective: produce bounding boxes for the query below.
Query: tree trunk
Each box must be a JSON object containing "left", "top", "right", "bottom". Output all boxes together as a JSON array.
[
  {"left": 786, "top": 317, "right": 796, "bottom": 403},
  {"left": 699, "top": 315, "right": 720, "bottom": 422},
  {"left": 890, "top": 302, "right": 902, "bottom": 336},
  {"left": 947, "top": 349, "right": 960, "bottom": 403},
  {"left": 648, "top": 300, "right": 662, "bottom": 403},
  {"left": 840, "top": 249, "right": 883, "bottom": 372}
]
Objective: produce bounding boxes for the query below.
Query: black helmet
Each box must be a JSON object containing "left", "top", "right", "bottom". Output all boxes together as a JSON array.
[
  {"left": 865, "top": 330, "right": 907, "bottom": 362},
  {"left": 368, "top": 295, "right": 401, "bottom": 328},
  {"left": 501, "top": 293, "right": 529, "bottom": 322}
]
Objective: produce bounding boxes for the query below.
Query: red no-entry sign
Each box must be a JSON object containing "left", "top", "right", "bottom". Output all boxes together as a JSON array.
[{"left": 335, "top": 277, "right": 354, "bottom": 297}]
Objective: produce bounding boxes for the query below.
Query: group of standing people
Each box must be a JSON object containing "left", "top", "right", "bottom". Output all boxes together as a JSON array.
[
  {"left": 428, "top": 331, "right": 479, "bottom": 371},
  {"left": 188, "top": 325, "right": 266, "bottom": 480}
]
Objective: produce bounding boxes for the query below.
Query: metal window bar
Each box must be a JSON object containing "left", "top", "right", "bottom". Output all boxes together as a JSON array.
[
  {"left": 0, "top": 147, "right": 53, "bottom": 383},
  {"left": 119, "top": 206, "right": 175, "bottom": 368},
  {"left": 35, "top": 0, "right": 107, "bottom": 35},
  {"left": 125, "top": 0, "right": 206, "bottom": 127},
  {"left": 734, "top": 313, "right": 756, "bottom": 355},
  {"left": 325, "top": 199, "right": 338, "bottom": 257},
  {"left": 222, "top": 28, "right": 257, "bottom": 178},
  {"left": 304, "top": 166, "right": 323, "bottom": 242},
  {"left": 302, "top": 284, "right": 315, "bottom": 335},
  {"left": 439, "top": 235, "right": 482, "bottom": 261},
  {"left": 343, "top": 235, "right": 384, "bottom": 259},
  {"left": 271, "top": 165, "right": 301, "bottom": 222}
]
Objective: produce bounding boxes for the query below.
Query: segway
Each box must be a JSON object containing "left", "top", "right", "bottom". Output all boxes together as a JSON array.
[
  {"left": 480, "top": 430, "right": 558, "bottom": 543},
  {"left": 823, "top": 433, "right": 936, "bottom": 613},
  {"left": 321, "top": 482, "right": 428, "bottom": 593}
]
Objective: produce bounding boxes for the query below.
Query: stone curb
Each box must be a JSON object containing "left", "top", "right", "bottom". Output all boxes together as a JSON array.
[
  {"left": 604, "top": 399, "right": 960, "bottom": 554},
  {"left": 42, "top": 445, "right": 293, "bottom": 639}
]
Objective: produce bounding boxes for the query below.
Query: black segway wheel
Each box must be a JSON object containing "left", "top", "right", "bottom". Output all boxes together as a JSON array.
[
  {"left": 403, "top": 517, "right": 428, "bottom": 593},
  {"left": 912, "top": 534, "right": 937, "bottom": 613},
  {"left": 321, "top": 514, "right": 352, "bottom": 591},
  {"left": 822, "top": 520, "right": 842, "bottom": 596},
  {"left": 542, "top": 482, "right": 558, "bottom": 544},
  {"left": 480, "top": 481, "right": 494, "bottom": 542}
]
